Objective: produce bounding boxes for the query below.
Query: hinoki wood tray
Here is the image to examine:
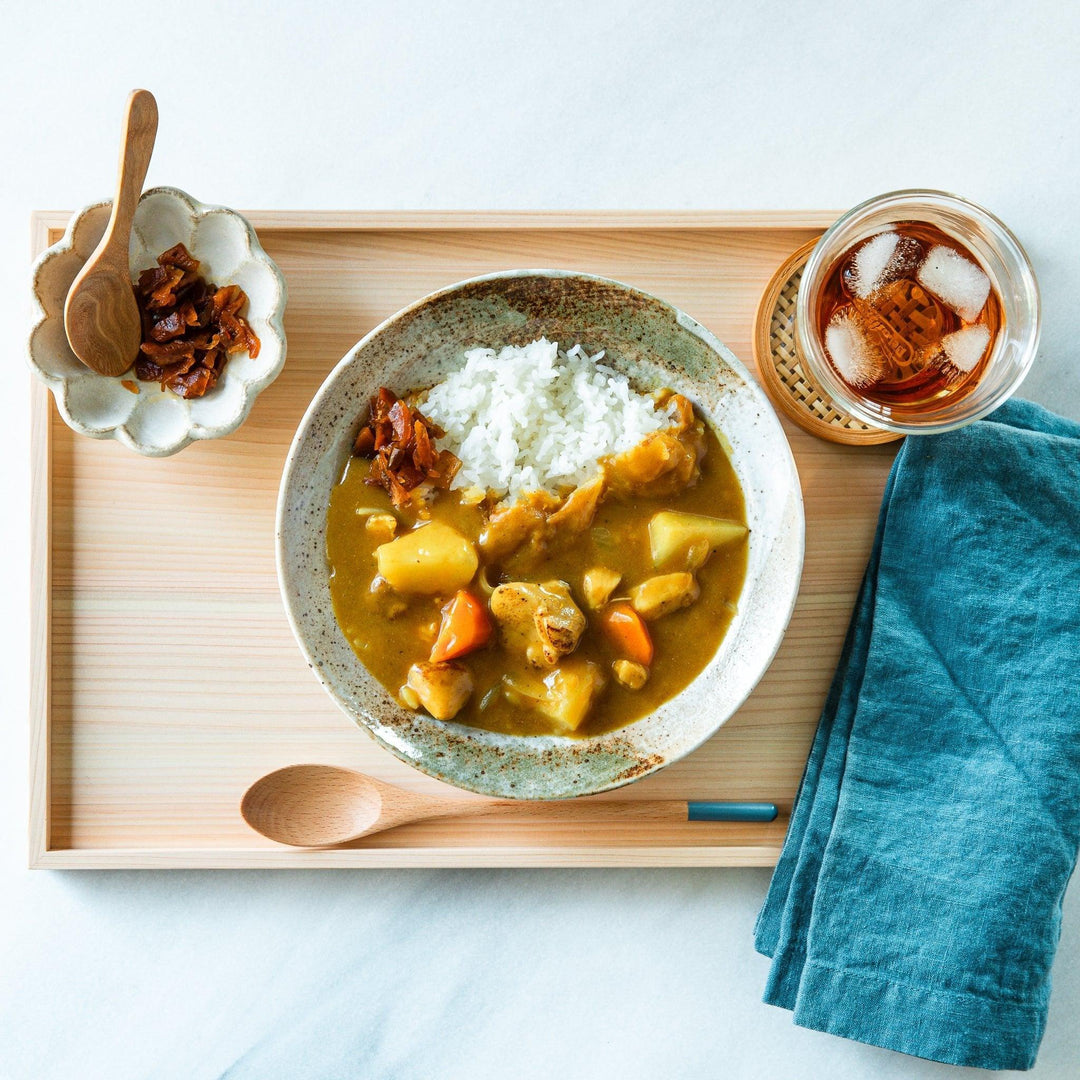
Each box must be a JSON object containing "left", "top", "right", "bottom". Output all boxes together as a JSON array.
[{"left": 29, "top": 210, "right": 899, "bottom": 868}]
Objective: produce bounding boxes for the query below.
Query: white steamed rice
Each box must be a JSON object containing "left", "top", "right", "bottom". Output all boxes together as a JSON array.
[{"left": 420, "top": 338, "right": 671, "bottom": 502}]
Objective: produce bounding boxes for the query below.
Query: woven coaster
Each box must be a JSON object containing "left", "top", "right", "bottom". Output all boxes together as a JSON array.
[{"left": 753, "top": 239, "right": 902, "bottom": 446}]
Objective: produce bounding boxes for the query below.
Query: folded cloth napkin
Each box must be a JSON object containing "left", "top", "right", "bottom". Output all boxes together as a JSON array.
[{"left": 755, "top": 399, "right": 1080, "bottom": 1071}]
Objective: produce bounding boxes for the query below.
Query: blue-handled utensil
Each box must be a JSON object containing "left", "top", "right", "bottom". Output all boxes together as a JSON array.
[
  {"left": 688, "top": 801, "right": 778, "bottom": 823},
  {"left": 241, "top": 764, "right": 780, "bottom": 847}
]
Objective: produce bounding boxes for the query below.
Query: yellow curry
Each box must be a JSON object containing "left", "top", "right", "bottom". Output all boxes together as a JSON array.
[{"left": 326, "top": 391, "right": 748, "bottom": 738}]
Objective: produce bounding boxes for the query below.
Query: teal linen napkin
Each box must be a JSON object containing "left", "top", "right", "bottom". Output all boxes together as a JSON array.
[{"left": 755, "top": 399, "right": 1080, "bottom": 1071}]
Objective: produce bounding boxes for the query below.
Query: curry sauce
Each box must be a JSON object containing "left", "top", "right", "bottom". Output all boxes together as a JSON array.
[{"left": 326, "top": 420, "right": 748, "bottom": 738}]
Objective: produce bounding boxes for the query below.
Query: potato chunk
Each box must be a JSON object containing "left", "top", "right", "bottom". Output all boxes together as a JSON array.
[
  {"left": 490, "top": 580, "right": 586, "bottom": 667},
  {"left": 582, "top": 567, "right": 622, "bottom": 611},
  {"left": 629, "top": 572, "right": 700, "bottom": 620},
  {"left": 502, "top": 659, "right": 605, "bottom": 733},
  {"left": 405, "top": 661, "right": 473, "bottom": 721},
  {"left": 648, "top": 511, "right": 747, "bottom": 569},
  {"left": 375, "top": 521, "right": 478, "bottom": 595}
]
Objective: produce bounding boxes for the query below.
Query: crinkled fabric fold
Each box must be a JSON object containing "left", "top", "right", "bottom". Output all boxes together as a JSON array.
[{"left": 755, "top": 399, "right": 1080, "bottom": 1071}]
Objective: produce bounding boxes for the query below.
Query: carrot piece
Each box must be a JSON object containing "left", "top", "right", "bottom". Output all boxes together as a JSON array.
[
  {"left": 430, "top": 590, "right": 493, "bottom": 663},
  {"left": 600, "top": 602, "right": 654, "bottom": 666}
]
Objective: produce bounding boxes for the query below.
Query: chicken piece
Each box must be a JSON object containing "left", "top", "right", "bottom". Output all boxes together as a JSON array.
[
  {"left": 612, "top": 659, "right": 649, "bottom": 690},
  {"left": 405, "top": 661, "right": 474, "bottom": 721},
  {"left": 604, "top": 397, "right": 706, "bottom": 500},
  {"left": 629, "top": 572, "right": 700, "bottom": 621},
  {"left": 479, "top": 492, "right": 559, "bottom": 564},
  {"left": 664, "top": 390, "right": 697, "bottom": 431},
  {"left": 481, "top": 476, "right": 605, "bottom": 569},
  {"left": 364, "top": 512, "right": 397, "bottom": 544},
  {"left": 582, "top": 567, "right": 622, "bottom": 611},
  {"left": 605, "top": 428, "right": 705, "bottom": 498},
  {"left": 502, "top": 659, "right": 606, "bottom": 733},
  {"left": 547, "top": 473, "right": 607, "bottom": 536},
  {"left": 490, "top": 580, "right": 586, "bottom": 667}
]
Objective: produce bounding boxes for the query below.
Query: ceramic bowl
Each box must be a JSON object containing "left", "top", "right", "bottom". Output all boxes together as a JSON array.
[
  {"left": 28, "top": 186, "right": 287, "bottom": 456},
  {"left": 277, "top": 271, "right": 804, "bottom": 799}
]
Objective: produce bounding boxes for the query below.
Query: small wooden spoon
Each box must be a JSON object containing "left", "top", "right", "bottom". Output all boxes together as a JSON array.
[
  {"left": 64, "top": 89, "right": 159, "bottom": 377},
  {"left": 240, "top": 763, "right": 778, "bottom": 847}
]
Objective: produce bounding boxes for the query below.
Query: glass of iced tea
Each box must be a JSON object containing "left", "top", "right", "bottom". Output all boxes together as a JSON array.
[{"left": 796, "top": 190, "right": 1040, "bottom": 433}]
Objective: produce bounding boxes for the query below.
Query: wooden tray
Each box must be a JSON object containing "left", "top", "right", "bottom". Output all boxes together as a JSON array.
[{"left": 29, "top": 210, "right": 899, "bottom": 868}]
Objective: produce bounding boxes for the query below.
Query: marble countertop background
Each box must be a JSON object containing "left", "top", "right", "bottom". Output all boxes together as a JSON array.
[{"left": 1, "top": 3, "right": 1077, "bottom": 1077}]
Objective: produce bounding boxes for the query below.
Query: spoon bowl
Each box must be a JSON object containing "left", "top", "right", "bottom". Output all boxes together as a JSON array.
[
  {"left": 64, "top": 265, "right": 143, "bottom": 377},
  {"left": 241, "top": 765, "right": 391, "bottom": 847}
]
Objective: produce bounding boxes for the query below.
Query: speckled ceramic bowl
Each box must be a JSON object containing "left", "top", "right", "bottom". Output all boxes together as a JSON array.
[
  {"left": 28, "top": 186, "right": 286, "bottom": 456},
  {"left": 277, "top": 271, "right": 804, "bottom": 799}
]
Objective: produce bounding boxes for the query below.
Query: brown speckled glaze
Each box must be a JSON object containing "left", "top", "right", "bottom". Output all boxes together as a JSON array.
[{"left": 276, "top": 270, "right": 804, "bottom": 799}]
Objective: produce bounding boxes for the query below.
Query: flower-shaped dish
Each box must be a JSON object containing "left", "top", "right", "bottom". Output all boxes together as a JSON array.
[{"left": 29, "top": 186, "right": 287, "bottom": 456}]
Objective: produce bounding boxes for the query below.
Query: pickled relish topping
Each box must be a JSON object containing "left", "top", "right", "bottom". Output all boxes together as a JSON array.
[
  {"left": 134, "top": 243, "right": 260, "bottom": 399},
  {"left": 353, "top": 387, "right": 461, "bottom": 507}
]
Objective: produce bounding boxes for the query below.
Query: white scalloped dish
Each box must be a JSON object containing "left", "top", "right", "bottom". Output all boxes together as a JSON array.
[{"left": 29, "top": 186, "right": 287, "bottom": 456}]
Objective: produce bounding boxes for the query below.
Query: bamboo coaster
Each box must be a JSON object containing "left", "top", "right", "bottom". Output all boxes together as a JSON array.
[{"left": 753, "top": 239, "right": 902, "bottom": 445}]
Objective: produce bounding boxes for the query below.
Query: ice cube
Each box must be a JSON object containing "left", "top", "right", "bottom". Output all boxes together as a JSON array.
[
  {"left": 850, "top": 232, "right": 897, "bottom": 298},
  {"left": 824, "top": 309, "right": 886, "bottom": 388},
  {"left": 916, "top": 245, "right": 991, "bottom": 322},
  {"left": 941, "top": 324, "right": 991, "bottom": 373},
  {"left": 848, "top": 231, "right": 922, "bottom": 299}
]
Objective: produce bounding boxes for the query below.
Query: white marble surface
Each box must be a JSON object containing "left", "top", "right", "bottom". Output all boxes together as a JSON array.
[{"left": 1, "top": 3, "right": 1078, "bottom": 1077}]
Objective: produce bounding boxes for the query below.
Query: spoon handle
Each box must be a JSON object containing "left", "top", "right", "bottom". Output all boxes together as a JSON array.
[
  {"left": 687, "top": 801, "right": 778, "bottom": 822},
  {"left": 104, "top": 89, "right": 158, "bottom": 257},
  {"left": 432, "top": 798, "right": 778, "bottom": 826}
]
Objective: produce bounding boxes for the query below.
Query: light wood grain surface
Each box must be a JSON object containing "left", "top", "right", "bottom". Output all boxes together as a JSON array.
[{"left": 29, "top": 211, "right": 899, "bottom": 868}]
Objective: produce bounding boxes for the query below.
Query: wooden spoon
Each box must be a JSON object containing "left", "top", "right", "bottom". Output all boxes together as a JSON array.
[
  {"left": 240, "top": 764, "right": 778, "bottom": 847},
  {"left": 64, "top": 89, "right": 159, "bottom": 377}
]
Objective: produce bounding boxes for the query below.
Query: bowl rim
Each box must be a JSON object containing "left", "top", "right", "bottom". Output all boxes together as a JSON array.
[
  {"left": 27, "top": 184, "right": 288, "bottom": 456},
  {"left": 276, "top": 268, "right": 805, "bottom": 797}
]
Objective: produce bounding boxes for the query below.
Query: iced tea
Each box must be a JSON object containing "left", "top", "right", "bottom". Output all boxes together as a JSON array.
[{"left": 815, "top": 222, "right": 1003, "bottom": 411}]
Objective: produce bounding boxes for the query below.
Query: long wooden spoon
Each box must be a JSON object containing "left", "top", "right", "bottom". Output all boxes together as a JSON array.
[
  {"left": 241, "top": 764, "right": 778, "bottom": 847},
  {"left": 64, "top": 89, "right": 159, "bottom": 377}
]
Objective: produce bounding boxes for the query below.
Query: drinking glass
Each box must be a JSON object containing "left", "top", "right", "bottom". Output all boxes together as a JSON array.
[{"left": 796, "top": 189, "right": 1040, "bottom": 434}]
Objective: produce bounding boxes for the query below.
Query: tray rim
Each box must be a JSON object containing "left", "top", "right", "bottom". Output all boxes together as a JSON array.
[
  {"left": 29, "top": 207, "right": 837, "bottom": 870},
  {"left": 32, "top": 208, "right": 841, "bottom": 237}
]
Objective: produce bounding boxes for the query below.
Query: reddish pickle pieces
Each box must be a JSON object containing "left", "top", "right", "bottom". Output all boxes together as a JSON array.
[
  {"left": 353, "top": 388, "right": 461, "bottom": 507},
  {"left": 134, "top": 243, "right": 260, "bottom": 399}
]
